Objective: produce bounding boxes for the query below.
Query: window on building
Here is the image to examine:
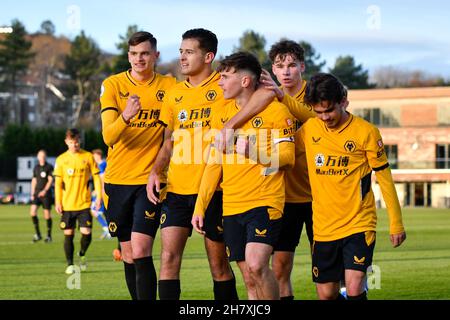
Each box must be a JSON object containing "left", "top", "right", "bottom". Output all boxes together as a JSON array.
[
  {"left": 436, "top": 144, "right": 450, "bottom": 168},
  {"left": 353, "top": 108, "right": 399, "bottom": 127},
  {"left": 384, "top": 144, "right": 398, "bottom": 169}
]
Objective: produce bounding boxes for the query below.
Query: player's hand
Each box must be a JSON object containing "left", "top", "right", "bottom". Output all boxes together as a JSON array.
[
  {"left": 31, "top": 194, "right": 35, "bottom": 201},
  {"left": 235, "top": 136, "right": 249, "bottom": 157},
  {"left": 55, "top": 204, "right": 63, "bottom": 214},
  {"left": 215, "top": 128, "right": 235, "bottom": 154},
  {"left": 38, "top": 190, "right": 46, "bottom": 198},
  {"left": 122, "top": 95, "right": 142, "bottom": 122},
  {"left": 259, "top": 69, "right": 284, "bottom": 101},
  {"left": 191, "top": 214, "right": 205, "bottom": 235},
  {"left": 390, "top": 231, "right": 406, "bottom": 248},
  {"left": 95, "top": 198, "right": 102, "bottom": 211},
  {"left": 146, "top": 171, "right": 161, "bottom": 205}
]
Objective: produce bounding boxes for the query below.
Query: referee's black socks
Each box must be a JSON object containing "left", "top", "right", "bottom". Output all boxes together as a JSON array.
[
  {"left": 46, "top": 218, "right": 52, "bottom": 237},
  {"left": 159, "top": 279, "right": 181, "bottom": 300},
  {"left": 134, "top": 256, "right": 157, "bottom": 300},
  {"left": 32, "top": 216, "right": 41, "bottom": 236}
]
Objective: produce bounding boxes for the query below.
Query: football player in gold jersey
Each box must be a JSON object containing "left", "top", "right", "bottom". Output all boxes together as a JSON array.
[
  {"left": 267, "top": 40, "right": 314, "bottom": 300},
  {"left": 100, "top": 31, "right": 176, "bottom": 300},
  {"left": 299, "top": 73, "right": 406, "bottom": 300},
  {"left": 192, "top": 52, "right": 296, "bottom": 300},
  {"left": 146, "top": 28, "right": 238, "bottom": 300},
  {"left": 54, "top": 129, "right": 101, "bottom": 275}
]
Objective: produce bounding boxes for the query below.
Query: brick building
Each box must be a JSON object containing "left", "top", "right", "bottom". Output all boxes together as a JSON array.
[{"left": 348, "top": 87, "right": 450, "bottom": 208}]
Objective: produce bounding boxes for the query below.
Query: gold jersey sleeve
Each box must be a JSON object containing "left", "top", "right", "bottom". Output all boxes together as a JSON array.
[
  {"left": 219, "top": 100, "right": 295, "bottom": 217},
  {"left": 54, "top": 150, "right": 100, "bottom": 211},
  {"left": 284, "top": 81, "right": 313, "bottom": 203},
  {"left": 159, "top": 71, "right": 225, "bottom": 195},
  {"left": 100, "top": 71, "right": 176, "bottom": 185},
  {"left": 281, "top": 89, "right": 315, "bottom": 122},
  {"left": 301, "top": 114, "right": 402, "bottom": 241}
]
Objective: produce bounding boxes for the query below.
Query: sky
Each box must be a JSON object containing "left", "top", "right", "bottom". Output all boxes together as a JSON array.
[{"left": 1, "top": 0, "right": 450, "bottom": 78}]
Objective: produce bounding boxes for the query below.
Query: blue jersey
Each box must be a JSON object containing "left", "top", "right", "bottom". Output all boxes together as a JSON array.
[
  {"left": 98, "top": 160, "right": 107, "bottom": 175},
  {"left": 91, "top": 160, "right": 107, "bottom": 212}
]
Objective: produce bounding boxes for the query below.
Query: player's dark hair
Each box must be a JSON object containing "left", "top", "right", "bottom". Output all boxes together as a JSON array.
[
  {"left": 304, "top": 73, "right": 347, "bottom": 106},
  {"left": 91, "top": 149, "right": 103, "bottom": 157},
  {"left": 269, "top": 40, "right": 305, "bottom": 63},
  {"left": 182, "top": 28, "right": 218, "bottom": 56},
  {"left": 217, "top": 52, "right": 262, "bottom": 88},
  {"left": 66, "top": 128, "right": 80, "bottom": 140},
  {"left": 128, "top": 31, "right": 157, "bottom": 50}
]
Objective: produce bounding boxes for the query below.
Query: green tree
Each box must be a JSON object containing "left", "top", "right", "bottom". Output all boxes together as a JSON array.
[
  {"left": 111, "top": 25, "right": 138, "bottom": 74},
  {"left": 63, "top": 30, "right": 101, "bottom": 126},
  {"left": 40, "top": 20, "right": 56, "bottom": 35},
  {"left": 234, "top": 30, "right": 271, "bottom": 70},
  {"left": 0, "top": 19, "right": 35, "bottom": 123},
  {"left": 329, "top": 55, "right": 372, "bottom": 89},
  {"left": 298, "top": 40, "right": 326, "bottom": 80}
]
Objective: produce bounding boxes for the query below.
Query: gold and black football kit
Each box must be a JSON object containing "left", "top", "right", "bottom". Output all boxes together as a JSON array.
[
  {"left": 299, "top": 113, "right": 404, "bottom": 282},
  {"left": 275, "top": 80, "right": 314, "bottom": 252},
  {"left": 158, "top": 71, "right": 225, "bottom": 241},
  {"left": 54, "top": 149, "right": 100, "bottom": 229},
  {"left": 100, "top": 70, "right": 176, "bottom": 241},
  {"left": 194, "top": 99, "right": 296, "bottom": 261}
]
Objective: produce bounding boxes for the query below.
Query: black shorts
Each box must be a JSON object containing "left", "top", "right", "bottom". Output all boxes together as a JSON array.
[
  {"left": 60, "top": 208, "right": 92, "bottom": 230},
  {"left": 274, "top": 202, "right": 313, "bottom": 252},
  {"left": 223, "top": 206, "right": 282, "bottom": 262},
  {"left": 104, "top": 183, "right": 162, "bottom": 242},
  {"left": 160, "top": 191, "right": 224, "bottom": 242},
  {"left": 32, "top": 195, "right": 52, "bottom": 210},
  {"left": 311, "top": 231, "right": 376, "bottom": 283}
]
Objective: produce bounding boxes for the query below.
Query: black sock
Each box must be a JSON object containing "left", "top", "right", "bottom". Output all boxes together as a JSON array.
[
  {"left": 32, "top": 216, "right": 41, "bottom": 236},
  {"left": 280, "top": 296, "right": 294, "bottom": 300},
  {"left": 213, "top": 278, "right": 239, "bottom": 300},
  {"left": 134, "top": 256, "right": 157, "bottom": 300},
  {"left": 64, "top": 235, "right": 74, "bottom": 265},
  {"left": 159, "top": 279, "right": 181, "bottom": 300},
  {"left": 46, "top": 218, "right": 52, "bottom": 237},
  {"left": 79, "top": 234, "right": 92, "bottom": 256},
  {"left": 123, "top": 262, "right": 138, "bottom": 300},
  {"left": 347, "top": 291, "right": 367, "bottom": 300}
]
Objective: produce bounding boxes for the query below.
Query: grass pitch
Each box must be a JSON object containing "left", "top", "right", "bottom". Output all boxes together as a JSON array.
[{"left": 0, "top": 205, "right": 449, "bottom": 300}]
